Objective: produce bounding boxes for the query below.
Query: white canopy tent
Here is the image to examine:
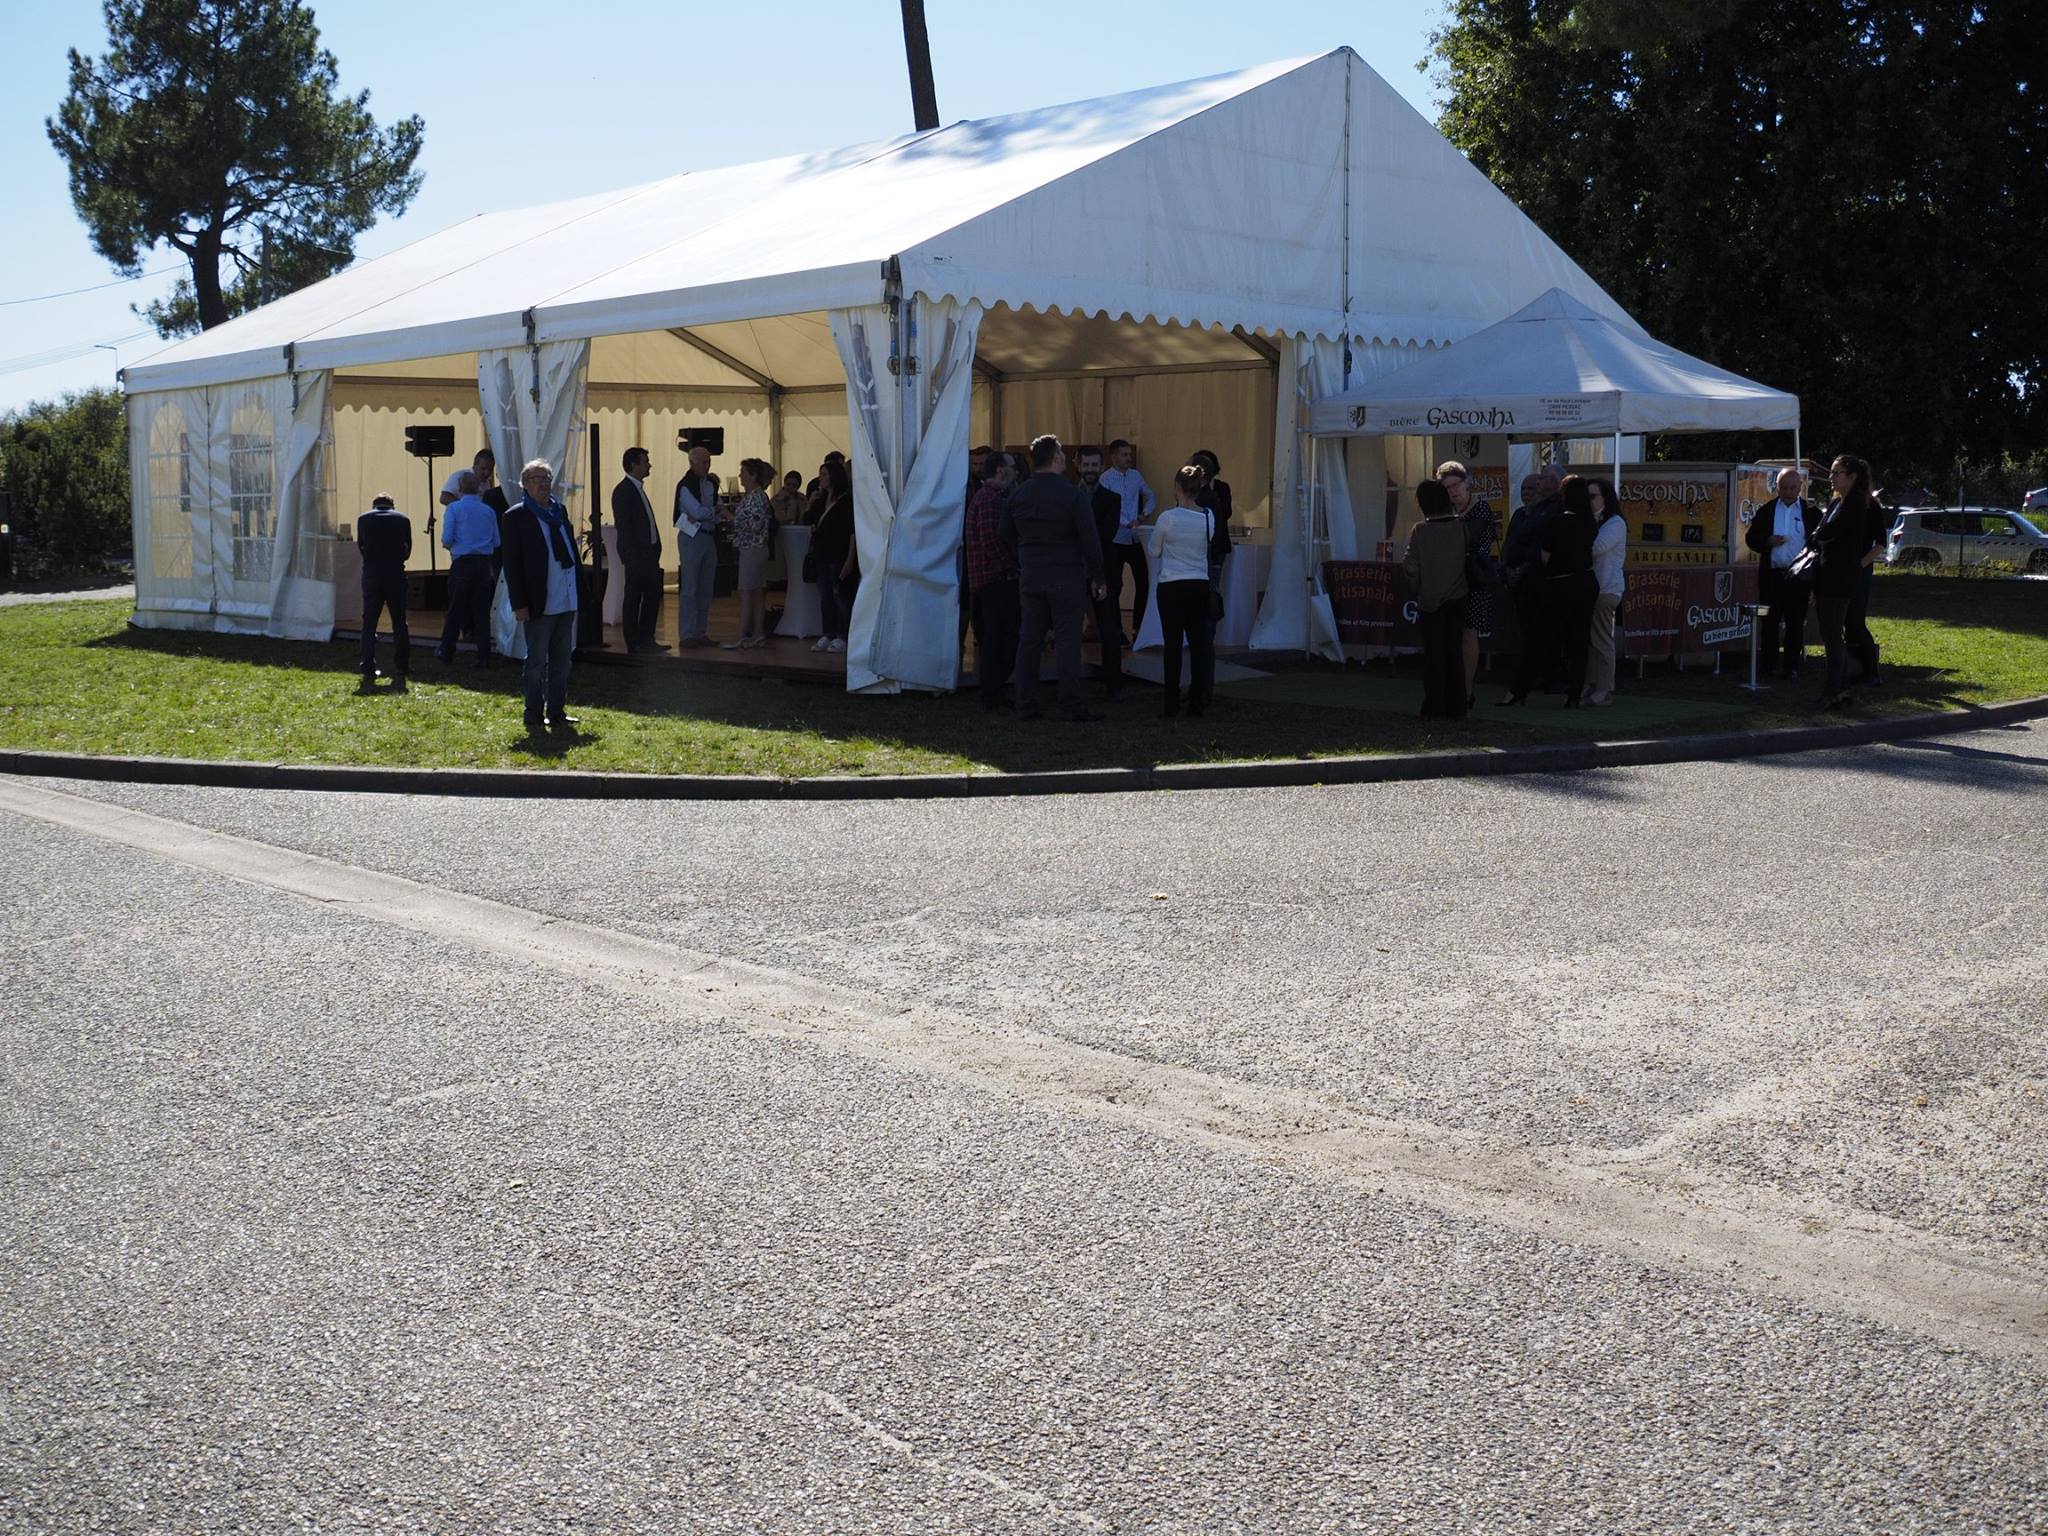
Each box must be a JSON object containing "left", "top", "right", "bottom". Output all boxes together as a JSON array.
[
  {"left": 1294, "top": 287, "right": 1800, "bottom": 657},
  {"left": 122, "top": 47, "right": 1635, "bottom": 689},
  {"left": 1306, "top": 287, "right": 1801, "bottom": 440}
]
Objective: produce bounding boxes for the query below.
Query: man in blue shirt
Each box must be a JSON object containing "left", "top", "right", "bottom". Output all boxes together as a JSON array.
[
  {"left": 436, "top": 470, "right": 501, "bottom": 668},
  {"left": 502, "top": 459, "right": 583, "bottom": 735}
]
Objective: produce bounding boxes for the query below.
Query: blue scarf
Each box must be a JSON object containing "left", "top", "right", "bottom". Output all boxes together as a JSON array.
[{"left": 532, "top": 498, "right": 574, "bottom": 568}]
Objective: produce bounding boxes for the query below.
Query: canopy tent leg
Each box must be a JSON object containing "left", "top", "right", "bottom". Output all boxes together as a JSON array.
[{"left": 1304, "top": 428, "right": 1319, "bottom": 658}]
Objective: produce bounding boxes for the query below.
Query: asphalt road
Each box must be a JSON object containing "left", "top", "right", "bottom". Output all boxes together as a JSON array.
[{"left": 3, "top": 721, "right": 2045, "bottom": 1533}]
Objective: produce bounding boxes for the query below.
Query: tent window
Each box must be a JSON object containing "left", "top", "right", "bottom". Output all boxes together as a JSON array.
[
  {"left": 146, "top": 402, "right": 193, "bottom": 583},
  {"left": 227, "top": 392, "right": 275, "bottom": 582}
]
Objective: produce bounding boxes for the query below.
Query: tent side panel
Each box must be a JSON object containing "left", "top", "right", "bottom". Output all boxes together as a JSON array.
[{"left": 129, "top": 387, "right": 218, "bottom": 630}]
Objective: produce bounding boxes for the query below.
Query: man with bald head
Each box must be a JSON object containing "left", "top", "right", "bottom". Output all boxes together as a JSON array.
[{"left": 1745, "top": 465, "right": 1817, "bottom": 678}]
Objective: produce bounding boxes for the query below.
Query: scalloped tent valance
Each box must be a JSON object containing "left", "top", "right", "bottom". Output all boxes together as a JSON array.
[{"left": 122, "top": 49, "right": 1630, "bottom": 394}]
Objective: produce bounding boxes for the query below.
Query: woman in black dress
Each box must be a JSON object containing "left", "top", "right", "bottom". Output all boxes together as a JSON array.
[
  {"left": 1813, "top": 454, "right": 1881, "bottom": 709},
  {"left": 810, "top": 456, "right": 857, "bottom": 653},
  {"left": 1190, "top": 448, "right": 1234, "bottom": 588},
  {"left": 1540, "top": 474, "right": 1599, "bottom": 707}
]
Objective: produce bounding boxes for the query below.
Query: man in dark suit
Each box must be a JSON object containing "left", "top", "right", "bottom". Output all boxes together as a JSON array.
[
  {"left": 611, "top": 445, "right": 668, "bottom": 654},
  {"left": 355, "top": 493, "right": 412, "bottom": 693},
  {"left": 999, "top": 434, "right": 1108, "bottom": 721},
  {"left": 1745, "top": 466, "right": 1816, "bottom": 677},
  {"left": 1075, "top": 444, "right": 1123, "bottom": 697},
  {"left": 1500, "top": 470, "right": 1560, "bottom": 704},
  {"left": 503, "top": 459, "right": 584, "bottom": 735}
]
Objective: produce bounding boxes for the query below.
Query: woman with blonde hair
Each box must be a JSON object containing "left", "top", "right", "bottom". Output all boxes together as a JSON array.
[{"left": 725, "top": 457, "right": 776, "bottom": 649}]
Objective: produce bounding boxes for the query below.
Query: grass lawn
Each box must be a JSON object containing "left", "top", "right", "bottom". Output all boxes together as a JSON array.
[{"left": 0, "top": 575, "right": 2042, "bottom": 778}]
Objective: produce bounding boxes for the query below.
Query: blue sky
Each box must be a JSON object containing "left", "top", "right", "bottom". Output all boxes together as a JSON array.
[{"left": 0, "top": 1, "right": 1452, "bottom": 412}]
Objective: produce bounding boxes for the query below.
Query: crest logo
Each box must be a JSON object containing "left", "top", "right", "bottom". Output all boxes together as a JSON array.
[{"left": 1714, "top": 570, "right": 1733, "bottom": 604}]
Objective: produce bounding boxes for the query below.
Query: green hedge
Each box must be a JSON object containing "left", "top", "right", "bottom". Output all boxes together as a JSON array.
[{"left": 0, "top": 388, "right": 130, "bottom": 580}]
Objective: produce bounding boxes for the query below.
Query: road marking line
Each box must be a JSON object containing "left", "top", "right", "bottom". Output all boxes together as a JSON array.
[{"left": 4, "top": 775, "right": 2043, "bottom": 1364}]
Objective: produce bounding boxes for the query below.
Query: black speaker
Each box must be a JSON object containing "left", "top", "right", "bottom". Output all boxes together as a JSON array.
[
  {"left": 676, "top": 426, "right": 726, "bottom": 456},
  {"left": 404, "top": 424, "right": 456, "bottom": 458}
]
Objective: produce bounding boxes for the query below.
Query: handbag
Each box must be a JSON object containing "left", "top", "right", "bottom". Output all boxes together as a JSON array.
[
  {"left": 1202, "top": 511, "right": 1224, "bottom": 622},
  {"left": 1785, "top": 543, "right": 1825, "bottom": 584}
]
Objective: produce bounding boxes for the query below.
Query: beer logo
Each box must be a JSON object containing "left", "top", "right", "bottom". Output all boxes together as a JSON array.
[
  {"left": 1424, "top": 406, "right": 1516, "bottom": 430},
  {"left": 1714, "top": 570, "right": 1733, "bottom": 604}
]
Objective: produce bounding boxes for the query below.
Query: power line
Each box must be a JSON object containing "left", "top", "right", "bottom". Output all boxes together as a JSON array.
[
  {"left": 0, "top": 328, "right": 155, "bottom": 379},
  {"left": 0, "top": 266, "right": 182, "bottom": 309}
]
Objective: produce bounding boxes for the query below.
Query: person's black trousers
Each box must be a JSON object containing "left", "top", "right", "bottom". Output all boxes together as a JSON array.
[
  {"left": 1090, "top": 578, "right": 1123, "bottom": 697},
  {"left": 1015, "top": 582, "right": 1087, "bottom": 718},
  {"left": 971, "top": 579, "right": 1019, "bottom": 707},
  {"left": 1757, "top": 564, "right": 1811, "bottom": 675},
  {"left": 1418, "top": 597, "right": 1468, "bottom": 718},
  {"left": 1817, "top": 591, "right": 1853, "bottom": 700},
  {"left": 1156, "top": 579, "right": 1215, "bottom": 715},
  {"left": 620, "top": 555, "right": 663, "bottom": 647},
  {"left": 360, "top": 567, "right": 409, "bottom": 679},
  {"left": 1547, "top": 573, "right": 1597, "bottom": 704},
  {"left": 1507, "top": 578, "right": 1551, "bottom": 699},
  {"left": 439, "top": 553, "right": 495, "bottom": 663},
  {"left": 1845, "top": 565, "right": 1879, "bottom": 682},
  {"left": 1107, "top": 539, "right": 1149, "bottom": 637}
]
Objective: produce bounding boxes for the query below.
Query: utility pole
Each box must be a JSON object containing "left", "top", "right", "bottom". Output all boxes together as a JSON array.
[{"left": 901, "top": 0, "right": 940, "bottom": 131}]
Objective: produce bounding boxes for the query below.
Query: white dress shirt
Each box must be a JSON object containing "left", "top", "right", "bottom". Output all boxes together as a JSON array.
[
  {"left": 1098, "top": 466, "right": 1155, "bottom": 545},
  {"left": 1768, "top": 497, "right": 1806, "bottom": 568}
]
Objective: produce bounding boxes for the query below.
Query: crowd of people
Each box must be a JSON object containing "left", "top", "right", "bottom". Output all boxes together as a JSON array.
[
  {"left": 355, "top": 432, "right": 1891, "bottom": 736},
  {"left": 962, "top": 435, "right": 1233, "bottom": 720},
  {"left": 1402, "top": 454, "right": 1887, "bottom": 721}
]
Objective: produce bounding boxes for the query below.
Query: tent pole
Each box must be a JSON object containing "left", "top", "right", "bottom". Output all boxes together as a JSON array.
[{"left": 1304, "top": 422, "right": 1318, "bottom": 659}]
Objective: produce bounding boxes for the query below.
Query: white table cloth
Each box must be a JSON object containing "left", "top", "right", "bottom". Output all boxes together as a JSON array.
[
  {"left": 773, "top": 525, "right": 823, "bottom": 638},
  {"left": 1133, "top": 541, "right": 1271, "bottom": 650}
]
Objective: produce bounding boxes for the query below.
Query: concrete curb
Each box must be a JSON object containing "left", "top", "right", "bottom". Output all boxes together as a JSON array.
[{"left": 3, "top": 695, "right": 2044, "bottom": 802}]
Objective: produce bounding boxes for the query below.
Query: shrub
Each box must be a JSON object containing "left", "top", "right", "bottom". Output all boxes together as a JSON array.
[{"left": 0, "top": 388, "right": 130, "bottom": 580}]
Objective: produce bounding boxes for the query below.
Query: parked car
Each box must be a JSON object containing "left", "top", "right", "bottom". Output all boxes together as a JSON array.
[
  {"left": 1884, "top": 507, "right": 2048, "bottom": 573},
  {"left": 2022, "top": 486, "right": 2048, "bottom": 523}
]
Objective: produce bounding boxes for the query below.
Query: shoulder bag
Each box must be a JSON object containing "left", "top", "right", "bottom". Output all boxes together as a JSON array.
[{"left": 1203, "top": 511, "right": 1225, "bottom": 622}]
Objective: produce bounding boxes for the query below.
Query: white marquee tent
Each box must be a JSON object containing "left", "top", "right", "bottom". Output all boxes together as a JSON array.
[{"left": 122, "top": 46, "right": 1633, "bottom": 691}]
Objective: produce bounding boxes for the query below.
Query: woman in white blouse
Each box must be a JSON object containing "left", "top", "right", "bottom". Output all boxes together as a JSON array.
[
  {"left": 1144, "top": 465, "right": 1219, "bottom": 718},
  {"left": 1585, "top": 476, "right": 1627, "bottom": 705}
]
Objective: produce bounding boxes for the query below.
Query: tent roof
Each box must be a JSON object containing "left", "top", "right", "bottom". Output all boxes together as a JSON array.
[
  {"left": 126, "top": 50, "right": 1631, "bottom": 393},
  {"left": 1306, "top": 288, "right": 1800, "bottom": 438}
]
